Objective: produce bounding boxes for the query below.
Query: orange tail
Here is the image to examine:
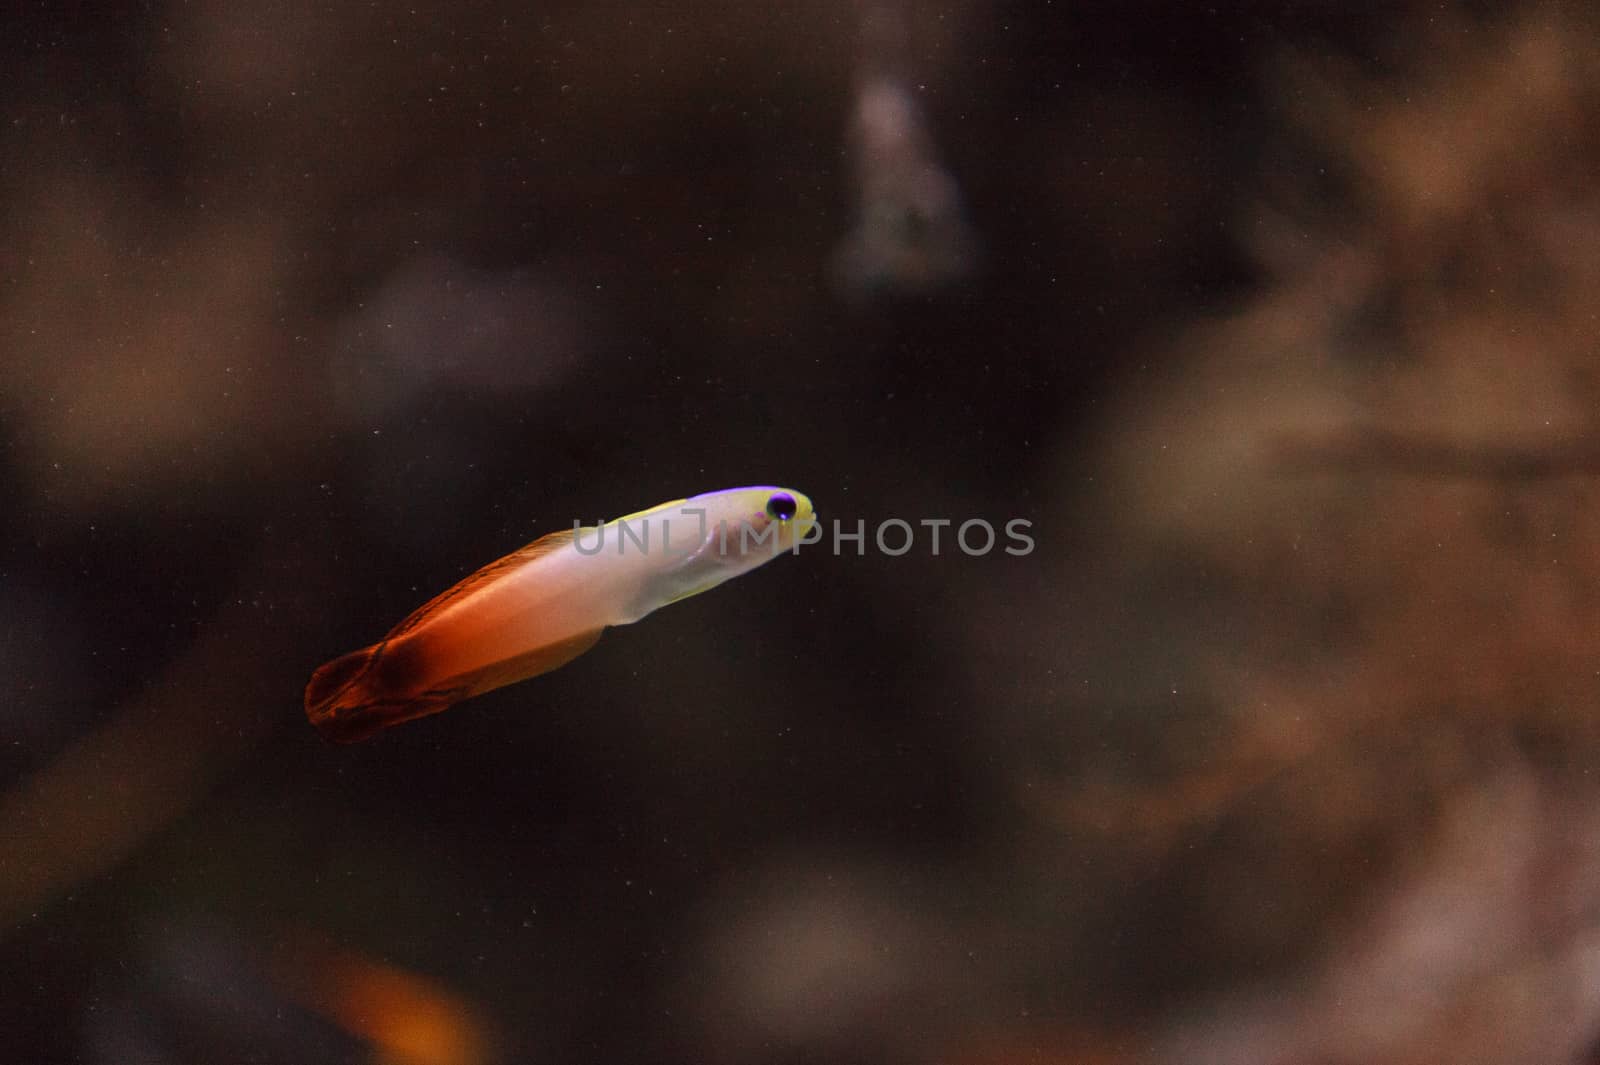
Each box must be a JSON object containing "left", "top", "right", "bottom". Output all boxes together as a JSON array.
[{"left": 303, "top": 642, "right": 460, "bottom": 744}]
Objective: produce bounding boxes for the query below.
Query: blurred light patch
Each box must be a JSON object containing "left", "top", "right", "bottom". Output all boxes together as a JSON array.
[
  {"left": 329, "top": 255, "right": 590, "bottom": 418},
  {"left": 79, "top": 916, "right": 356, "bottom": 1064},
  {"left": 1320, "top": 15, "right": 1578, "bottom": 232},
  {"left": 686, "top": 857, "right": 942, "bottom": 1063},
  {"left": 832, "top": 2, "right": 976, "bottom": 299},
  {"left": 274, "top": 933, "right": 491, "bottom": 1065},
  {"left": 159, "top": 0, "right": 343, "bottom": 116},
  {"left": 1, "top": 169, "right": 300, "bottom": 514},
  {"left": 1159, "top": 766, "right": 1600, "bottom": 1065},
  {"left": 938, "top": 1026, "right": 1144, "bottom": 1065},
  {"left": 996, "top": 8, "right": 1600, "bottom": 1061},
  {"left": 0, "top": 546, "right": 317, "bottom": 937},
  {"left": 833, "top": 76, "right": 976, "bottom": 298}
]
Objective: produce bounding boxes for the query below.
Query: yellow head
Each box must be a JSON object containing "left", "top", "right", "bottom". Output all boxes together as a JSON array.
[{"left": 686, "top": 485, "right": 818, "bottom": 560}]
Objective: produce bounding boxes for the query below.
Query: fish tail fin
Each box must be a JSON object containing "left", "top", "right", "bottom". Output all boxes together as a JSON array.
[{"left": 303, "top": 642, "right": 458, "bottom": 744}]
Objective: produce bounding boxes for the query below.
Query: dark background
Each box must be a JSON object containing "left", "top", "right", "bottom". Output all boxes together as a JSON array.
[{"left": 6, "top": 2, "right": 1600, "bottom": 1063}]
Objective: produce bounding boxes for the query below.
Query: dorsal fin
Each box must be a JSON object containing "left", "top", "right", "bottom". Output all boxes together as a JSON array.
[{"left": 385, "top": 527, "right": 581, "bottom": 640}]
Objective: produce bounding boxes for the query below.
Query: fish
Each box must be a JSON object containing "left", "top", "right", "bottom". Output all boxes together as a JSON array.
[{"left": 305, "top": 486, "right": 817, "bottom": 743}]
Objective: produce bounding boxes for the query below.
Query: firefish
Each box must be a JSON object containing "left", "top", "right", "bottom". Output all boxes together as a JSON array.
[{"left": 305, "top": 486, "right": 816, "bottom": 742}]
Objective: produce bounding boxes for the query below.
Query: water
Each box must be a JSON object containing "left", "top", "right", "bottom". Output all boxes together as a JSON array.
[{"left": 4, "top": 3, "right": 1596, "bottom": 1063}]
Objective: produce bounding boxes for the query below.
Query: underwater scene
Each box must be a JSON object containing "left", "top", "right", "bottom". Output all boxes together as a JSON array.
[{"left": 7, "top": 2, "right": 1600, "bottom": 1062}]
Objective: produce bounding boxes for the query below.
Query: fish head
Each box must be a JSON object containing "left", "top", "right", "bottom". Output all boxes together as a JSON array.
[{"left": 685, "top": 485, "right": 818, "bottom": 563}]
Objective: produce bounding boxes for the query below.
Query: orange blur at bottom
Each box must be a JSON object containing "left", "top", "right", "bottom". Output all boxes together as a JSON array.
[{"left": 274, "top": 937, "right": 491, "bottom": 1065}]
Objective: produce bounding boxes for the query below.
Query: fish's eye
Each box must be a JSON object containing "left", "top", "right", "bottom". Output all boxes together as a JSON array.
[{"left": 765, "top": 492, "right": 798, "bottom": 521}]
